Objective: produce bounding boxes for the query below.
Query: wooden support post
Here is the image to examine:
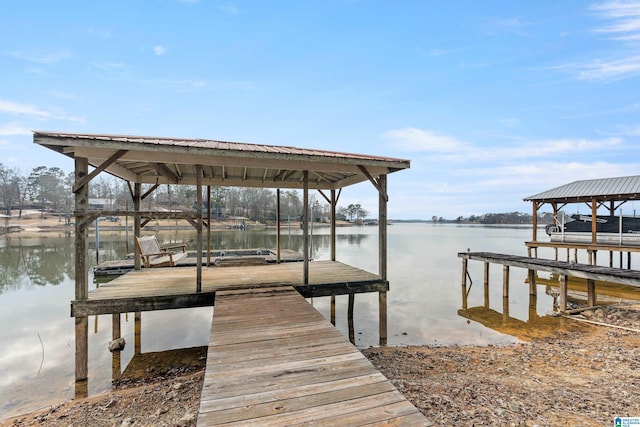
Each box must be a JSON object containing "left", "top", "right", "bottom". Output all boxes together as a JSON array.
[
  {"left": 528, "top": 269, "right": 537, "bottom": 296},
  {"left": 196, "top": 165, "right": 203, "bottom": 292},
  {"left": 574, "top": 248, "right": 578, "bottom": 263},
  {"left": 74, "top": 317, "right": 88, "bottom": 398},
  {"left": 74, "top": 157, "right": 89, "bottom": 301},
  {"left": 461, "top": 258, "right": 469, "bottom": 310},
  {"left": 483, "top": 262, "right": 489, "bottom": 309},
  {"left": 378, "top": 174, "right": 388, "bottom": 346},
  {"left": 566, "top": 248, "right": 570, "bottom": 262},
  {"left": 609, "top": 251, "right": 613, "bottom": 268},
  {"left": 379, "top": 175, "right": 387, "bottom": 281},
  {"left": 554, "top": 247, "right": 558, "bottom": 261},
  {"left": 134, "top": 182, "right": 141, "bottom": 270},
  {"left": 74, "top": 157, "right": 89, "bottom": 390},
  {"left": 112, "top": 313, "right": 121, "bottom": 380},
  {"left": 588, "top": 250, "right": 593, "bottom": 265},
  {"left": 628, "top": 252, "right": 632, "bottom": 269},
  {"left": 330, "top": 189, "right": 336, "bottom": 262},
  {"left": 559, "top": 274, "right": 568, "bottom": 312},
  {"left": 276, "top": 189, "right": 281, "bottom": 263},
  {"left": 528, "top": 293, "right": 538, "bottom": 323},
  {"left": 587, "top": 279, "right": 596, "bottom": 307},
  {"left": 207, "top": 185, "right": 211, "bottom": 267},
  {"left": 330, "top": 295, "right": 336, "bottom": 326},
  {"left": 378, "top": 291, "right": 387, "bottom": 346},
  {"left": 620, "top": 252, "right": 623, "bottom": 269},
  {"left": 303, "top": 171, "right": 309, "bottom": 285},
  {"left": 134, "top": 312, "right": 142, "bottom": 356},
  {"left": 348, "top": 293, "right": 355, "bottom": 345},
  {"left": 532, "top": 201, "right": 538, "bottom": 242},
  {"left": 502, "top": 296, "right": 509, "bottom": 325},
  {"left": 502, "top": 265, "right": 509, "bottom": 299}
]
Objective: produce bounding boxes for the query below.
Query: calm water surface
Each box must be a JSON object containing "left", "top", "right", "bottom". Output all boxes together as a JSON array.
[{"left": 0, "top": 223, "right": 590, "bottom": 417}]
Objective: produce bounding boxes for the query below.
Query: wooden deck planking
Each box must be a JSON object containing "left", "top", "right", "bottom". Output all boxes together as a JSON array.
[
  {"left": 73, "top": 261, "right": 387, "bottom": 316},
  {"left": 89, "top": 261, "right": 380, "bottom": 300},
  {"left": 197, "top": 287, "right": 429, "bottom": 426}
]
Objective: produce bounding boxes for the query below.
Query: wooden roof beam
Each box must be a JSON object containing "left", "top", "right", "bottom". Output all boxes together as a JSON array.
[
  {"left": 152, "top": 163, "right": 180, "bottom": 184},
  {"left": 358, "top": 165, "right": 388, "bottom": 202},
  {"left": 142, "top": 183, "right": 160, "bottom": 200},
  {"left": 72, "top": 149, "right": 127, "bottom": 193}
]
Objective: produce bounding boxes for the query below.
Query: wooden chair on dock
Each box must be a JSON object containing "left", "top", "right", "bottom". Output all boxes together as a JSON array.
[{"left": 134, "top": 235, "right": 188, "bottom": 268}]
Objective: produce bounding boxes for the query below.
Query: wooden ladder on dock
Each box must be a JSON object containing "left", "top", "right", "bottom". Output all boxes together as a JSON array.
[{"left": 197, "top": 287, "right": 430, "bottom": 426}]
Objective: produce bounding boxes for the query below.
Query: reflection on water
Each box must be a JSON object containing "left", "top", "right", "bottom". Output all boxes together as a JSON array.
[{"left": 5, "top": 224, "right": 637, "bottom": 418}]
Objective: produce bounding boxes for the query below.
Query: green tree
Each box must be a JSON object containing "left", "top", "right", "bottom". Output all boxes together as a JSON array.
[
  {"left": 27, "top": 166, "right": 66, "bottom": 217},
  {"left": 0, "top": 163, "right": 20, "bottom": 215}
]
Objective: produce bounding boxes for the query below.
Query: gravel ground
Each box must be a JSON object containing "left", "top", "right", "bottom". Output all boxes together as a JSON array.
[{"left": 3, "top": 304, "right": 640, "bottom": 426}]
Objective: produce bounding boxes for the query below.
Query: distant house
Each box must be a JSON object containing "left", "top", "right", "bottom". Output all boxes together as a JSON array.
[{"left": 89, "top": 198, "right": 117, "bottom": 210}]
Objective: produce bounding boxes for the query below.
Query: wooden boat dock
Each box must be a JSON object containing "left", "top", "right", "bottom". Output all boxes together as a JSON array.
[
  {"left": 459, "top": 251, "right": 640, "bottom": 311},
  {"left": 197, "top": 287, "right": 429, "bottom": 426}
]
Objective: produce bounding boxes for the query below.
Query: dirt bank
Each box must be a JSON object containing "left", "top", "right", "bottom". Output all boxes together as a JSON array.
[{"left": 3, "top": 306, "right": 640, "bottom": 426}]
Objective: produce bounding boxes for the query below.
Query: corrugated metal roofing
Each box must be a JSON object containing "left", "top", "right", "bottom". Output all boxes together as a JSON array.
[
  {"left": 524, "top": 175, "right": 640, "bottom": 202},
  {"left": 34, "top": 131, "right": 405, "bottom": 163},
  {"left": 33, "top": 131, "right": 410, "bottom": 190}
]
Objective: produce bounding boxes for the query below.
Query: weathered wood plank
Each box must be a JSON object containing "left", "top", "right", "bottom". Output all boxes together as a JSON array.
[
  {"left": 75, "top": 261, "right": 386, "bottom": 316},
  {"left": 197, "top": 287, "right": 428, "bottom": 426}
]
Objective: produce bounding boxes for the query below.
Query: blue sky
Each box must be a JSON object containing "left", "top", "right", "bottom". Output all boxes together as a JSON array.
[{"left": 1, "top": 1, "right": 640, "bottom": 219}]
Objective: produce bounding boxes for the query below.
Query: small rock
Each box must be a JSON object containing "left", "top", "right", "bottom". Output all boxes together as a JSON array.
[
  {"left": 108, "top": 338, "right": 126, "bottom": 352},
  {"left": 177, "top": 411, "right": 196, "bottom": 426},
  {"left": 173, "top": 382, "right": 184, "bottom": 390},
  {"left": 120, "top": 417, "right": 134, "bottom": 427}
]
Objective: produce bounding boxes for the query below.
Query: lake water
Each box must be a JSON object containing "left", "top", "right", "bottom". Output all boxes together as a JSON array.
[{"left": 0, "top": 223, "right": 597, "bottom": 418}]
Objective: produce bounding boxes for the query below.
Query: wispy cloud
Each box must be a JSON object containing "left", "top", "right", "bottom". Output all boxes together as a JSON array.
[
  {"left": 591, "top": 0, "right": 640, "bottom": 40},
  {"left": 153, "top": 45, "right": 166, "bottom": 56},
  {"left": 564, "top": 55, "right": 640, "bottom": 82},
  {"left": 0, "top": 99, "right": 84, "bottom": 123},
  {"left": 0, "top": 100, "right": 50, "bottom": 118},
  {"left": 7, "top": 50, "right": 71, "bottom": 65},
  {"left": 0, "top": 124, "right": 31, "bottom": 136},
  {"left": 383, "top": 127, "right": 624, "bottom": 162},
  {"left": 382, "top": 127, "right": 468, "bottom": 152},
  {"left": 559, "top": 1, "right": 640, "bottom": 81}
]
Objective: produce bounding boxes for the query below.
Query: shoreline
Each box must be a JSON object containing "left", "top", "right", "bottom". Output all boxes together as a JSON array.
[{"left": 4, "top": 305, "right": 640, "bottom": 426}]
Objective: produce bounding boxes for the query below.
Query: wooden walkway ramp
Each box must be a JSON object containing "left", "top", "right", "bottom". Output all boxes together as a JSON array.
[{"left": 197, "top": 287, "right": 430, "bottom": 426}]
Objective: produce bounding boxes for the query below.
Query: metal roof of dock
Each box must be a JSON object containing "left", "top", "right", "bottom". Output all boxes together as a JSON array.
[
  {"left": 524, "top": 175, "right": 640, "bottom": 203},
  {"left": 33, "top": 131, "right": 410, "bottom": 190}
]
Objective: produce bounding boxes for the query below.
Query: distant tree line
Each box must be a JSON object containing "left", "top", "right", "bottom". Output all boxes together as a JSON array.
[
  {"left": 431, "top": 211, "right": 556, "bottom": 225},
  {"left": 0, "top": 163, "right": 370, "bottom": 223}
]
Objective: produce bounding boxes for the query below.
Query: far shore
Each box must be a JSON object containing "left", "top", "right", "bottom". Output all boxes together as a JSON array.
[{"left": 0, "top": 211, "right": 360, "bottom": 239}]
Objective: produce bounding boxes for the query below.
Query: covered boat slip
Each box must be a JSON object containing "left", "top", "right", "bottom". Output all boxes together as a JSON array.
[
  {"left": 524, "top": 175, "right": 640, "bottom": 265},
  {"left": 33, "top": 131, "right": 410, "bottom": 398}
]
